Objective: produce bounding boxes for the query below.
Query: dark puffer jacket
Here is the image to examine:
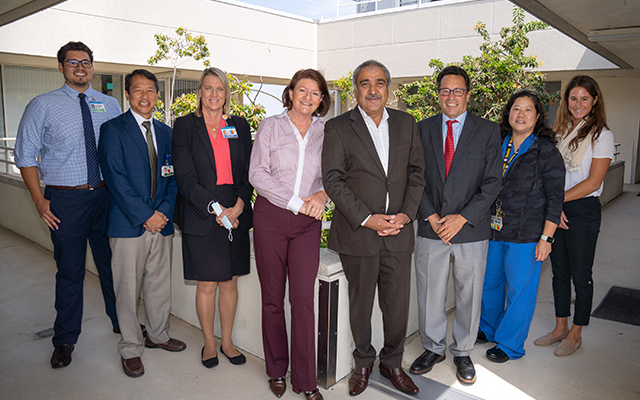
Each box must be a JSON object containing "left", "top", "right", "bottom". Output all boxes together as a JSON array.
[{"left": 492, "top": 136, "right": 565, "bottom": 243}]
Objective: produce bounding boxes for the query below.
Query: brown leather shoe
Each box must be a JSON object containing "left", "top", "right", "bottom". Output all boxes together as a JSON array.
[
  {"left": 269, "top": 377, "right": 286, "bottom": 398},
  {"left": 144, "top": 336, "right": 186, "bottom": 352},
  {"left": 293, "top": 386, "right": 324, "bottom": 399},
  {"left": 121, "top": 356, "right": 144, "bottom": 378},
  {"left": 348, "top": 367, "right": 371, "bottom": 396},
  {"left": 379, "top": 365, "right": 419, "bottom": 395}
]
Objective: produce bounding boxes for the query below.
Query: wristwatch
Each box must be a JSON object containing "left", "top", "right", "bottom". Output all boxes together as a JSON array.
[{"left": 541, "top": 235, "right": 555, "bottom": 244}]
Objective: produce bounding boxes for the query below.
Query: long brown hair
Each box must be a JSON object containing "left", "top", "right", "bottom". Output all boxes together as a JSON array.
[{"left": 554, "top": 75, "right": 608, "bottom": 150}]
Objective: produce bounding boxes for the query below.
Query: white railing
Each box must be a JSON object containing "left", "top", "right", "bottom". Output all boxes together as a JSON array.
[
  {"left": 336, "top": 0, "right": 434, "bottom": 17},
  {"left": 0, "top": 138, "right": 17, "bottom": 175}
]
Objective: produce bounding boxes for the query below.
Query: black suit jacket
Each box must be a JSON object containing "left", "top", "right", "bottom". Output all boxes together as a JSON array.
[
  {"left": 417, "top": 113, "right": 502, "bottom": 242},
  {"left": 172, "top": 113, "right": 253, "bottom": 236},
  {"left": 322, "top": 107, "right": 425, "bottom": 257}
]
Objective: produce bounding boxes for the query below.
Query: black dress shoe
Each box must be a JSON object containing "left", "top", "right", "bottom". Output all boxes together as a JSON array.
[
  {"left": 410, "top": 349, "right": 445, "bottom": 374},
  {"left": 201, "top": 347, "right": 218, "bottom": 368},
  {"left": 113, "top": 324, "right": 147, "bottom": 338},
  {"left": 454, "top": 356, "right": 476, "bottom": 385},
  {"left": 51, "top": 344, "right": 74, "bottom": 369},
  {"left": 476, "top": 330, "right": 488, "bottom": 344},
  {"left": 220, "top": 346, "right": 246, "bottom": 365},
  {"left": 486, "top": 346, "right": 509, "bottom": 363}
]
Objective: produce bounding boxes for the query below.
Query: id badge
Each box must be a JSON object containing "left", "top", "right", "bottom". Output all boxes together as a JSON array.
[
  {"left": 221, "top": 126, "right": 238, "bottom": 139},
  {"left": 490, "top": 201, "right": 504, "bottom": 231},
  {"left": 490, "top": 215, "right": 503, "bottom": 231},
  {"left": 161, "top": 154, "right": 174, "bottom": 177},
  {"left": 161, "top": 165, "right": 174, "bottom": 177},
  {"left": 89, "top": 101, "right": 106, "bottom": 112}
]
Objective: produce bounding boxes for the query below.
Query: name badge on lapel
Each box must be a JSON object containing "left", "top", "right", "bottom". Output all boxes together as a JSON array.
[{"left": 221, "top": 126, "right": 238, "bottom": 139}]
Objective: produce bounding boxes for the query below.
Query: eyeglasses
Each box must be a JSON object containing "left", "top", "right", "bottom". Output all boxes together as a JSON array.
[
  {"left": 438, "top": 88, "right": 467, "bottom": 97},
  {"left": 65, "top": 59, "right": 92, "bottom": 68}
]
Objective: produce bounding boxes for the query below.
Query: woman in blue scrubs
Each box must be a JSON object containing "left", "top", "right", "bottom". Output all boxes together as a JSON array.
[{"left": 478, "top": 90, "right": 565, "bottom": 362}]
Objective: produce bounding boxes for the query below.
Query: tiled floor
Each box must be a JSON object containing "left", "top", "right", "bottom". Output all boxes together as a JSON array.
[{"left": 1, "top": 185, "right": 639, "bottom": 400}]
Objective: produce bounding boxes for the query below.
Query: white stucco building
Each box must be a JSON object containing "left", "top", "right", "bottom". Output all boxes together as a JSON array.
[{"left": 0, "top": 0, "right": 638, "bottom": 386}]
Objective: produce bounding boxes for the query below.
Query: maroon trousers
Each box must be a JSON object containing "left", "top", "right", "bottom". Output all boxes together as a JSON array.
[{"left": 253, "top": 195, "right": 321, "bottom": 391}]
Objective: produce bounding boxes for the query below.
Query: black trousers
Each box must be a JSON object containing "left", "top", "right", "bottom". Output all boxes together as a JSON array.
[{"left": 550, "top": 196, "right": 601, "bottom": 326}]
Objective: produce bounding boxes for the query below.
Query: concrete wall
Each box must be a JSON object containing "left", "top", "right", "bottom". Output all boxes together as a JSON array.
[
  {"left": 0, "top": 0, "right": 316, "bottom": 80},
  {"left": 317, "top": 0, "right": 617, "bottom": 81},
  {"left": 590, "top": 76, "right": 640, "bottom": 184}
]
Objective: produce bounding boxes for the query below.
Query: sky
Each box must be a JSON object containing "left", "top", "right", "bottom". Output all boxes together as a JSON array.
[
  {"left": 237, "top": 1, "right": 357, "bottom": 115},
  {"left": 237, "top": 0, "right": 341, "bottom": 19}
]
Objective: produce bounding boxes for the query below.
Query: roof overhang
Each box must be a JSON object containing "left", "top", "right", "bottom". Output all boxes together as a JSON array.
[
  {"left": 510, "top": 0, "right": 640, "bottom": 70},
  {"left": 0, "top": 0, "right": 66, "bottom": 27}
]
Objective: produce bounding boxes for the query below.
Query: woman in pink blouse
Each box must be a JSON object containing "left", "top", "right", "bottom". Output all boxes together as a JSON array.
[
  {"left": 172, "top": 67, "right": 253, "bottom": 369},
  {"left": 249, "top": 69, "right": 331, "bottom": 400}
]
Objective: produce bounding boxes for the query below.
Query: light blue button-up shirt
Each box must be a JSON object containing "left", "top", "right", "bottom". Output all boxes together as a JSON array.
[
  {"left": 14, "top": 83, "right": 121, "bottom": 186},
  {"left": 441, "top": 111, "right": 468, "bottom": 153}
]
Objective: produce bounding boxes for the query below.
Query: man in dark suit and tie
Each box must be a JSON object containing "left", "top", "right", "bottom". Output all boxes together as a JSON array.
[
  {"left": 322, "top": 60, "right": 425, "bottom": 396},
  {"left": 98, "top": 69, "right": 185, "bottom": 378},
  {"left": 409, "top": 66, "right": 501, "bottom": 385}
]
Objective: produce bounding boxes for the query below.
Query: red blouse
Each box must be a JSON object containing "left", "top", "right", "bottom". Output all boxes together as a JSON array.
[{"left": 208, "top": 117, "right": 234, "bottom": 185}]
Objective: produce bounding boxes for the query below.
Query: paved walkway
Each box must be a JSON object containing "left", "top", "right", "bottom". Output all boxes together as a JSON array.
[{"left": 1, "top": 185, "right": 639, "bottom": 400}]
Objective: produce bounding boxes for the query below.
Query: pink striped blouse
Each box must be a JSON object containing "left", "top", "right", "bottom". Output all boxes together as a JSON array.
[{"left": 249, "top": 110, "right": 325, "bottom": 214}]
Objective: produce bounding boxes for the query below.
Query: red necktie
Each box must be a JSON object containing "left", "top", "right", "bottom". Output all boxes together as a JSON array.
[{"left": 444, "top": 119, "right": 458, "bottom": 177}]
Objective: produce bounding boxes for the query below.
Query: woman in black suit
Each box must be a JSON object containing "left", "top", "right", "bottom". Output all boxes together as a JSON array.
[{"left": 172, "top": 67, "right": 253, "bottom": 368}]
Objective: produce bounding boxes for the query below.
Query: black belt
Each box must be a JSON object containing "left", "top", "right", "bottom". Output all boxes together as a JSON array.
[{"left": 47, "top": 181, "right": 105, "bottom": 190}]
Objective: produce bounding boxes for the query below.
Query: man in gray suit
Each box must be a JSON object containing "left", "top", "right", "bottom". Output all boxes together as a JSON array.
[
  {"left": 323, "top": 60, "right": 425, "bottom": 396},
  {"left": 409, "top": 66, "right": 501, "bottom": 385}
]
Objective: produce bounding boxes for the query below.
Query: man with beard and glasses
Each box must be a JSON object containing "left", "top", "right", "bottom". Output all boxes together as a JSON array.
[{"left": 14, "top": 41, "right": 121, "bottom": 369}]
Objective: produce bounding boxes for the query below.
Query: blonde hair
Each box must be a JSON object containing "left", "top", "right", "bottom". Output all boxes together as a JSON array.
[{"left": 195, "top": 67, "right": 231, "bottom": 117}]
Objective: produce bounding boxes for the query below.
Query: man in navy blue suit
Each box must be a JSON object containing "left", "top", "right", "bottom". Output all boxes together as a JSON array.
[{"left": 98, "top": 69, "right": 185, "bottom": 378}]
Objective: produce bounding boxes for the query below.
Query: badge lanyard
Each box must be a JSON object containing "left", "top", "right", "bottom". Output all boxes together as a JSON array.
[
  {"left": 502, "top": 136, "right": 519, "bottom": 177},
  {"left": 493, "top": 135, "right": 520, "bottom": 231}
]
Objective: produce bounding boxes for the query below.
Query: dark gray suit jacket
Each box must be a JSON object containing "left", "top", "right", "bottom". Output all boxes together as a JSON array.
[
  {"left": 417, "top": 113, "right": 502, "bottom": 243},
  {"left": 322, "top": 107, "right": 425, "bottom": 257}
]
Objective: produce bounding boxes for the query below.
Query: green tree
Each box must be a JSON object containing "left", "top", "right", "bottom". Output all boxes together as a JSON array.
[
  {"left": 336, "top": 6, "right": 559, "bottom": 123},
  {"left": 148, "top": 27, "right": 210, "bottom": 123},
  {"left": 149, "top": 27, "right": 269, "bottom": 130},
  {"left": 398, "top": 6, "right": 559, "bottom": 122},
  {"left": 334, "top": 71, "right": 355, "bottom": 107}
]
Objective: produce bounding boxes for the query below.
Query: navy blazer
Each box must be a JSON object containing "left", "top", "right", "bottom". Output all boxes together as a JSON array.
[
  {"left": 98, "top": 110, "right": 177, "bottom": 238},
  {"left": 416, "top": 112, "right": 502, "bottom": 243},
  {"left": 172, "top": 113, "right": 253, "bottom": 236}
]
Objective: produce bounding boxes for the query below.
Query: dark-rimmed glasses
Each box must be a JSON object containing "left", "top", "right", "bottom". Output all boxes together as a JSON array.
[
  {"left": 438, "top": 88, "right": 467, "bottom": 97},
  {"left": 65, "top": 59, "right": 92, "bottom": 68}
]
